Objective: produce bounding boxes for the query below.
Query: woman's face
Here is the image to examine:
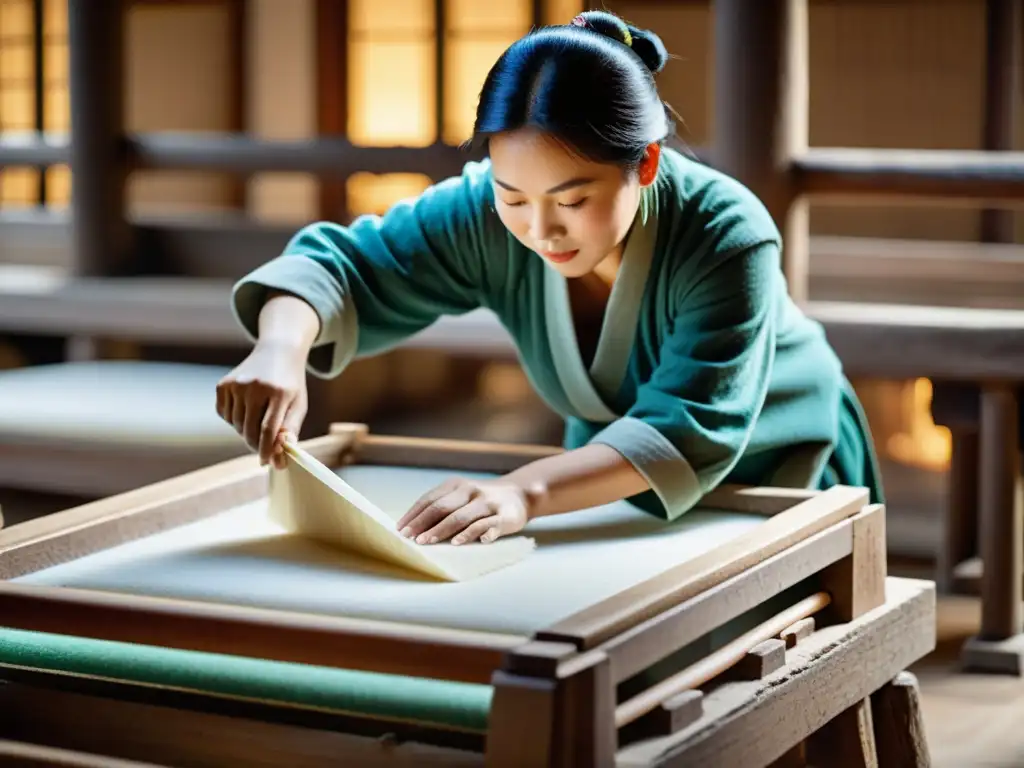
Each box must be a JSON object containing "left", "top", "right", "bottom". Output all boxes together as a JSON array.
[{"left": 488, "top": 128, "right": 658, "bottom": 278}]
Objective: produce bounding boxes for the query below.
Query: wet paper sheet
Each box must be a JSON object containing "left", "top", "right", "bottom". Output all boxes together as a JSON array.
[{"left": 268, "top": 443, "right": 537, "bottom": 581}]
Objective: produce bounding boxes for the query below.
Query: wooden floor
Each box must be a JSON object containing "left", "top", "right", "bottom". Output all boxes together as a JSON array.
[{"left": 909, "top": 589, "right": 1024, "bottom": 768}]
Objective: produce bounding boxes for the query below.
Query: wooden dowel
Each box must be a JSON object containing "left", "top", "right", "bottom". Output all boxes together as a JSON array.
[
  {"left": 780, "top": 616, "right": 815, "bottom": 648},
  {"left": 614, "top": 591, "right": 831, "bottom": 728}
]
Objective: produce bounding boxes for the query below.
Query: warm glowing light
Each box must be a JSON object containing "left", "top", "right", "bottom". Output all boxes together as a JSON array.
[
  {"left": 479, "top": 362, "right": 534, "bottom": 405},
  {"left": 0, "top": 0, "right": 36, "bottom": 204},
  {"left": 0, "top": 0, "right": 69, "bottom": 206},
  {"left": 442, "top": 0, "right": 531, "bottom": 144},
  {"left": 348, "top": 0, "right": 435, "bottom": 147},
  {"left": 886, "top": 378, "right": 952, "bottom": 473},
  {"left": 347, "top": 0, "right": 534, "bottom": 213},
  {"left": 346, "top": 172, "right": 432, "bottom": 216}
]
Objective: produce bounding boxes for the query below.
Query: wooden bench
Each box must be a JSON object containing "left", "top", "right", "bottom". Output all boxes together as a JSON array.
[
  {"left": 0, "top": 360, "right": 246, "bottom": 497},
  {"left": 811, "top": 302, "right": 1024, "bottom": 676},
  {"left": 0, "top": 267, "right": 517, "bottom": 499}
]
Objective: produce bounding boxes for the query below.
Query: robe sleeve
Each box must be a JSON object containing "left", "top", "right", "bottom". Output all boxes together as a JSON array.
[
  {"left": 230, "top": 163, "right": 498, "bottom": 378},
  {"left": 589, "top": 241, "right": 779, "bottom": 520}
]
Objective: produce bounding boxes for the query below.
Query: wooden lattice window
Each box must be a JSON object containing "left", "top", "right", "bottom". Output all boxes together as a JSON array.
[
  {"left": 0, "top": 0, "right": 37, "bottom": 205},
  {"left": 346, "top": 0, "right": 435, "bottom": 216},
  {"left": 0, "top": 0, "right": 68, "bottom": 207},
  {"left": 345, "top": 0, "right": 581, "bottom": 216}
]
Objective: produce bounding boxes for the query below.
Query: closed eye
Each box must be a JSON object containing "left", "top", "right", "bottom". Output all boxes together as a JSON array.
[{"left": 559, "top": 199, "right": 587, "bottom": 209}]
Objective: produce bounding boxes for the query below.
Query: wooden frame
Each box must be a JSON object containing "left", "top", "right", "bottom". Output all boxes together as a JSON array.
[{"left": 0, "top": 424, "right": 935, "bottom": 766}]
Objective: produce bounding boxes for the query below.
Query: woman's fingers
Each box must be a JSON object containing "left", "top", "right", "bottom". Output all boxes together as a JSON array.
[
  {"left": 259, "top": 395, "right": 290, "bottom": 465},
  {"left": 397, "top": 478, "right": 462, "bottom": 532},
  {"left": 452, "top": 517, "right": 502, "bottom": 545},
  {"left": 243, "top": 387, "right": 272, "bottom": 454},
  {"left": 400, "top": 484, "right": 474, "bottom": 541},
  {"left": 230, "top": 387, "right": 247, "bottom": 436},
  {"left": 215, "top": 379, "right": 231, "bottom": 423},
  {"left": 419, "top": 498, "right": 493, "bottom": 544},
  {"left": 214, "top": 345, "right": 308, "bottom": 457}
]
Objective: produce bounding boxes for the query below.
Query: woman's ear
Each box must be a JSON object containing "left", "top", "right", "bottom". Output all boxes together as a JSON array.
[{"left": 638, "top": 143, "right": 661, "bottom": 187}]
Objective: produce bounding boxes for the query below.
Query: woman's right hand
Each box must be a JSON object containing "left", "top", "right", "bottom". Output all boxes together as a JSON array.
[{"left": 216, "top": 340, "right": 309, "bottom": 469}]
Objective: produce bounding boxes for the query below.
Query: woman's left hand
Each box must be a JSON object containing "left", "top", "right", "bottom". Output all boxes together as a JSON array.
[{"left": 395, "top": 476, "right": 534, "bottom": 546}]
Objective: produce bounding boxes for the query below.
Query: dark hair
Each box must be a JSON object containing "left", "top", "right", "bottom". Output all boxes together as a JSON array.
[{"left": 470, "top": 10, "right": 673, "bottom": 170}]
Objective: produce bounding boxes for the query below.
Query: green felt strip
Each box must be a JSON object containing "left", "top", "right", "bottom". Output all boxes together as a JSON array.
[{"left": 0, "top": 628, "right": 493, "bottom": 732}]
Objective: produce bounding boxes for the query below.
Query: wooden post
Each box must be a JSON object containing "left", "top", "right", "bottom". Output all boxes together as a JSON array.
[
  {"left": 316, "top": 0, "right": 349, "bottom": 222},
  {"left": 930, "top": 381, "right": 983, "bottom": 594},
  {"left": 486, "top": 646, "right": 616, "bottom": 768},
  {"left": 937, "top": 0, "right": 1022, "bottom": 599},
  {"left": 962, "top": 383, "right": 1024, "bottom": 674},
  {"left": 940, "top": 428, "right": 980, "bottom": 592},
  {"left": 821, "top": 504, "right": 887, "bottom": 622},
  {"left": 713, "top": 0, "right": 809, "bottom": 303},
  {"left": 979, "top": 385, "right": 1022, "bottom": 642},
  {"left": 67, "top": 0, "right": 131, "bottom": 277},
  {"left": 66, "top": 0, "right": 132, "bottom": 361},
  {"left": 980, "top": 0, "right": 1021, "bottom": 244}
]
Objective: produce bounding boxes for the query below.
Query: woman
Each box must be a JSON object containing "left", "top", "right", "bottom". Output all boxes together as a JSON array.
[{"left": 218, "top": 10, "right": 884, "bottom": 547}]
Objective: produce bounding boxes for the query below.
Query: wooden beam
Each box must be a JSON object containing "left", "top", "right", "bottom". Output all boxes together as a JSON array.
[
  {"left": 810, "top": 301, "right": 1024, "bottom": 381},
  {"left": 0, "top": 132, "right": 708, "bottom": 179},
  {"left": 0, "top": 210, "right": 73, "bottom": 269},
  {"left": 0, "top": 134, "right": 69, "bottom": 166},
  {"left": 7, "top": 133, "right": 1023, "bottom": 205},
  {"left": 127, "top": 134, "right": 479, "bottom": 179},
  {"left": 795, "top": 148, "right": 1024, "bottom": 203}
]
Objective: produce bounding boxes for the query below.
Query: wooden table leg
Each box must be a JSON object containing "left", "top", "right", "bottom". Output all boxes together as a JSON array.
[
  {"left": 767, "top": 743, "right": 806, "bottom": 767},
  {"left": 940, "top": 428, "right": 979, "bottom": 593},
  {"left": 870, "top": 671, "right": 931, "bottom": 768},
  {"left": 961, "top": 383, "right": 1024, "bottom": 674},
  {"left": 806, "top": 698, "right": 877, "bottom": 768},
  {"left": 930, "top": 382, "right": 981, "bottom": 595}
]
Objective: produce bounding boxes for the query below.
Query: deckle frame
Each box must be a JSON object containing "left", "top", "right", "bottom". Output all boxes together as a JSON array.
[{"left": 0, "top": 422, "right": 878, "bottom": 696}]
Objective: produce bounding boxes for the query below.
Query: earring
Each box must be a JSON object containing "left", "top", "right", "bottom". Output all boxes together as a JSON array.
[{"left": 639, "top": 144, "right": 660, "bottom": 186}]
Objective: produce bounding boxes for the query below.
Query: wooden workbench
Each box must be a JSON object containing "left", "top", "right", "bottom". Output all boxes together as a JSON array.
[{"left": 0, "top": 424, "right": 934, "bottom": 766}]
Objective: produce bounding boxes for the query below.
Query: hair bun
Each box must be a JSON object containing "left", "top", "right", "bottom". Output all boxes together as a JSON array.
[
  {"left": 571, "top": 11, "right": 668, "bottom": 75},
  {"left": 626, "top": 25, "right": 668, "bottom": 74}
]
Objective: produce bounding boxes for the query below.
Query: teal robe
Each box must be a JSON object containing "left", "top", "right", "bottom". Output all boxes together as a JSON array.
[{"left": 231, "top": 147, "right": 884, "bottom": 520}]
